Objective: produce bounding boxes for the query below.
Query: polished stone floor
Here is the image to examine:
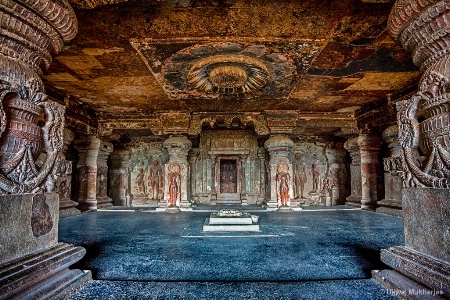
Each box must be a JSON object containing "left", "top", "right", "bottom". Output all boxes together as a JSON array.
[{"left": 60, "top": 207, "right": 404, "bottom": 299}]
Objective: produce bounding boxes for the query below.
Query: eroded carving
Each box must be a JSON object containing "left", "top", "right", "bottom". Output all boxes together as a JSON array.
[{"left": 31, "top": 193, "right": 53, "bottom": 237}]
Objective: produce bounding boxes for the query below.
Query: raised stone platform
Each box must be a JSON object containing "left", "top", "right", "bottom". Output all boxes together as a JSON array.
[{"left": 202, "top": 209, "right": 260, "bottom": 232}]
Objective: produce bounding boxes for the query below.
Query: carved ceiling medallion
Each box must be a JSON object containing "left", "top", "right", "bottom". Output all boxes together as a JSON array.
[
  {"left": 187, "top": 54, "right": 270, "bottom": 94},
  {"left": 155, "top": 42, "right": 296, "bottom": 99}
]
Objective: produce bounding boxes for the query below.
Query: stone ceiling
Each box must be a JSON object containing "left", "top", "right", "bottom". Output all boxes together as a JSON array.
[{"left": 43, "top": 0, "right": 420, "bottom": 138}]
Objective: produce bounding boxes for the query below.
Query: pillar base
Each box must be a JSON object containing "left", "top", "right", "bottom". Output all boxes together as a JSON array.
[
  {"left": 59, "top": 200, "right": 81, "bottom": 218},
  {"left": 376, "top": 199, "right": 402, "bottom": 217},
  {"left": 0, "top": 243, "right": 91, "bottom": 299},
  {"left": 374, "top": 246, "right": 450, "bottom": 299},
  {"left": 345, "top": 195, "right": 361, "bottom": 208},
  {"left": 96, "top": 196, "right": 113, "bottom": 209}
]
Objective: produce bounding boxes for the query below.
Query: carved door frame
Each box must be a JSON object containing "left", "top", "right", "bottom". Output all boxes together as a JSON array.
[{"left": 216, "top": 155, "right": 242, "bottom": 204}]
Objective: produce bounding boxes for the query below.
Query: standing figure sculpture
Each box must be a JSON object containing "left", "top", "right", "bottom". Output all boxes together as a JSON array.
[
  {"left": 277, "top": 163, "right": 290, "bottom": 207},
  {"left": 135, "top": 168, "right": 146, "bottom": 196},
  {"left": 294, "top": 155, "right": 307, "bottom": 199},
  {"left": 221, "top": 164, "right": 236, "bottom": 193},
  {"left": 148, "top": 160, "right": 163, "bottom": 200},
  {"left": 311, "top": 160, "right": 321, "bottom": 192},
  {"left": 167, "top": 164, "right": 181, "bottom": 207}
]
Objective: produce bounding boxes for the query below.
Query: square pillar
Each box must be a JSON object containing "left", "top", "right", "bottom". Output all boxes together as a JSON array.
[
  {"left": 344, "top": 136, "right": 362, "bottom": 207},
  {"left": 160, "top": 135, "right": 192, "bottom": 212},
  {"left": 264, "top": 135, "right": 298, "bottom": 211},
  {"left": 109, "top": 149, "right": 131, "bottom": 206},
  {"left": 377, "top": 125, "right": 403, "bottom": 217}
]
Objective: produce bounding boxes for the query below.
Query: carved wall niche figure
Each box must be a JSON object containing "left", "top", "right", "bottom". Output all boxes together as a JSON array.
[
  {"left": 292, "top": 141, "right": 349, "bottom": 207},
  {"left": 148, "top": 159, "right": 163, "bottom": 201},
  {"left": 129, "top": 142, "right": 167, "bottom": 206},
  {"left": 293, "top": 153, "right": 307, "bottom": 199},
  {"left": 220, "top": 160, "right": 237, "bottom": 193},
  {"left": 310, "top": 159, "right": 321, "bottom": 193},
  {"left": 276, "top": 163, "right": 290, "bottom": 207},
  {"left": 97, "top": 166, "right": 108, "bottom": 198},
  {"left": 167, "top": 164, "right": 181, "bottom": 207},
  {"left": 135, "top": 168, "right": 146, "bottom": 196}
]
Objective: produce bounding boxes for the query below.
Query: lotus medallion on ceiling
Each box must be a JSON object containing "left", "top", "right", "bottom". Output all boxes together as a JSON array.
[{"left": 131, "top": 40, "right": 320, "bottom": 100}]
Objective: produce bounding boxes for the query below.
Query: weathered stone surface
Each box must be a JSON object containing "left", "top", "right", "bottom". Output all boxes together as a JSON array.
[
  {"left": 402, "top": 188, "right": 450, "bottom": 262},
  {"left": 0, "top": 193, "right": 58, "bottom": 264},
  {"left": 379, "top": 246, "right": 450, "bottom": 298},
  {"left": 0, "top": 243, "right": 91, "bottom": 300}
]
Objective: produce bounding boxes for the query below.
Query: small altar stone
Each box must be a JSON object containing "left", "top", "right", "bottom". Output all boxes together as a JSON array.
[{"left": 203, "top": 209, "right": 260, "bottom": 232}]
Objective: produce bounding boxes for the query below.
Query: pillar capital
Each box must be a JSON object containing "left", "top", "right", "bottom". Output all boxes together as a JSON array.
[
  {"left": 0, "top": 0, "right": 77, "bottom": 74},
  {"left": 264, "top": 134, "right": 294, "bottom": 157}
]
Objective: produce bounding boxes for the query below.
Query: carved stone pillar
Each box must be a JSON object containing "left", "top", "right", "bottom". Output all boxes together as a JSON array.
[
  {"left": 160, "top": 135, "right": 192, "bottom": 211},
  {"left": 97, "top": 140, "right": 113, "bottom": 207},
  {"left": 240, "top": 154, "right": 248, "bottom": 205},
  {"left": 57, "top": 128, "right": 80, "bottom": 217},
  {"left": 325, "top": 145, "right": 347, "bottom": 206},
  {"left": 188, "top": 148, "right": 200, "bottom": 204},
  {"left": 358, "top": 134, "right": 381, "bottom": 210},
  {"left": 0, "top": 1, "right": 90, "bottom": 298},
  {"left": 209, "top": 154, "right": 218, "bottom": 205},
  {"left": 264, "top": 134, "right": 297, "bottom": 210},
  {"left": 257, "top": 147, "right": 267, "bottom": 204},
  {"left": 376, "top": 125, "right": 403, "bottom": 216},
  {"left": 109, "top": 149, "right": 131, "bottom": 206},
  {"left": 344, "top": 137, "right": 362, "bottom": 207},
  {"left": 373, "top": 2, "right": 450, "bottom": 296},
  {"left": 74, "top": 134, "right": 113, "bottom": 211}
]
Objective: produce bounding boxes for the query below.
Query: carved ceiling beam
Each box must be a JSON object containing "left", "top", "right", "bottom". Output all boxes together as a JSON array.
[
  {"left": 98, "top": 110, "right": 358, "bottom": 141},
  {"left": 188, "top": 112, "right": 269, "bottom": 136},
  {"left": 97, "top": 117, "right": 163, "bottom": 139}
]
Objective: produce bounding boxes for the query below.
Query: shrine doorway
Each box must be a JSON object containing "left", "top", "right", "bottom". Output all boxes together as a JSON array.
[{"left": 217, "top": 157, "right": 241, "bottom": 204}]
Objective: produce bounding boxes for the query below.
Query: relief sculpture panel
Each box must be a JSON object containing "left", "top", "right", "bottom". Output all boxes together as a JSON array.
[
  {"left": 129, "top": 143, "right": 167, "bottom": 206},
  {"left": 220, "top": 160, "right": 237, "bottom": 193},
  {"left": 292, "top": 142, "right": 346, "bottom": 206}
]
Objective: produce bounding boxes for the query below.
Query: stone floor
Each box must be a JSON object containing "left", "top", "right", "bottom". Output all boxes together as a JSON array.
[{"left": 59, "top": 206, "right": 404, "bottom": 299}]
